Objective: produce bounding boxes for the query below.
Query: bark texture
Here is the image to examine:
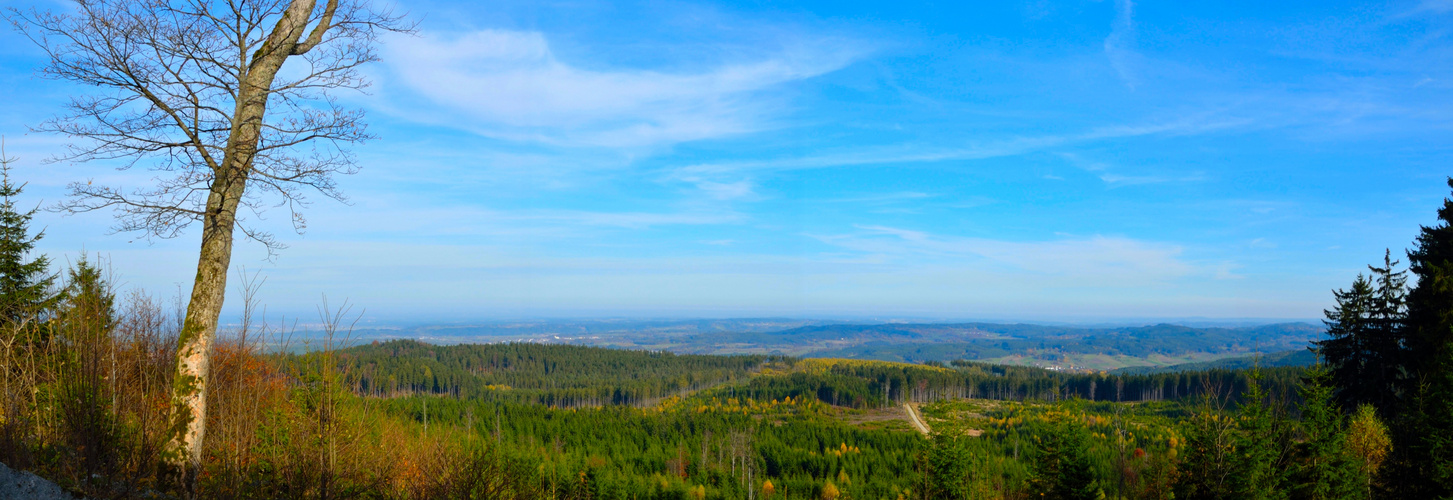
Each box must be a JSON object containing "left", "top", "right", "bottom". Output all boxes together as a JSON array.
[{"left": 160, "top": 0, "right": 337, "bottom": 483}]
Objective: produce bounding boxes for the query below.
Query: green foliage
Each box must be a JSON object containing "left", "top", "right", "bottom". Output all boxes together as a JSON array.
[
  {"left": 1384, "top": 376, "right": 1453, "bottom": 498},
  {"left": 1114, "top": 349, "right": 1317, "bottom": 375},
  {"left": 364, "top": 394, "right": 925, "bottom": 499},
  {"left": 723, "top": 358, "right": 1303, "bottom": 409},
  {"left": 1173, "top": 371, "right": 1298, "bottom": 500},
  {"left": 1176, "top": 403, "right": 1236, "bottom": 500},
  {"left": 1317, "top": 252, "right": 1407, "bottom": 414},
  {"left": 1375, "top": 178, "right": 1453, "bottom": 498},
  {"left": 54, "top": 257, "right": 116, "bottom": 337},
  {"left": 0, "top": 161, "right": 57, "bottom": 325},
  {"left": 338, "top": 339, "right": 771, "bottom": 406},
  {"left": 1231, "top": 371, "right": 1292, "bottom": 499},
  {"left": 1029, "top": 419, "right": 1103, "bottom": 500},
  {"left": 922, "top": 434, "right": 985, "bottom": 500},
  {"left": 1291, "top": 365, "right": 1361, "bottom": 500}
]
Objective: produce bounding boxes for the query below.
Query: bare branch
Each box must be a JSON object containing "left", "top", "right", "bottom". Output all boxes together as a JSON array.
[{"left": 7, "top": 0, "right": 412, "bottom": 250}]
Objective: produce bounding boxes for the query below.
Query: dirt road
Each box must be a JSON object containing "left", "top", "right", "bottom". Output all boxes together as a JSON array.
[{"left": 904, "top": 403, "right": 930, "bottom": 435}]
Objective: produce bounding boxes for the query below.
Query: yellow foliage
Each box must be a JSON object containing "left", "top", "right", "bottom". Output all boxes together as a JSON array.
[
  {"left": 821, "top": 480, "right": 841, "bottom": 500},
  {"left": 794, "top": 358, "right": 954, "bottom": 374},
  {"left": 1346, "top": 404, "right": 1392, "bottom": 482}
]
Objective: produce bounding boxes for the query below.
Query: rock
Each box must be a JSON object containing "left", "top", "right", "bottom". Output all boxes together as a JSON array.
[{"left": 0, "top": 461, "right": 77, "bottom": 500}]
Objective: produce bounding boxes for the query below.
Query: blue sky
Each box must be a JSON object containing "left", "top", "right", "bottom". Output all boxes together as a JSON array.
[{"left": 1, "top": 0, "right": 1451, "bottom": 323}]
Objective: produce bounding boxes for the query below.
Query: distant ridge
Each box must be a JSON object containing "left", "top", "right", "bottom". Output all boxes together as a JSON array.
[
  {"left": 329, "top": 319, "right": 1324, "bottom": 372},
  {"left": 1110, "top": 349, "right": 1318, "bottom": 375}
]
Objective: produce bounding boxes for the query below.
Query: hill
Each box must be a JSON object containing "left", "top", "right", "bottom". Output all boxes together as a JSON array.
[
  {"left": 656, "top": 322, "right": 1322, "bottom": 371},
  {"left": 1110, "top": 349, "right": 1318, "bottom": 374}
]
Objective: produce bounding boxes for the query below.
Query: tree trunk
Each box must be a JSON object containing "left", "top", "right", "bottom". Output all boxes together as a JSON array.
[
  {"left": 161, "top": 171, "right": 244, "bottom": 484},
  {"left": 161, "top": 0, "right": 328, "bottom": 489}
]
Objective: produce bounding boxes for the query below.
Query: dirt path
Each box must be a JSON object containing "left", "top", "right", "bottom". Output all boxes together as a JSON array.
[{"left": 904, "top": 403, "right": 930, "bottom": 435}]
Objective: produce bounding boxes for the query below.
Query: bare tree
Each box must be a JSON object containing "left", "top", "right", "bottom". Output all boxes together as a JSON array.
[{"left": 7, "top": 0, "right": 409, "bottom": 489}]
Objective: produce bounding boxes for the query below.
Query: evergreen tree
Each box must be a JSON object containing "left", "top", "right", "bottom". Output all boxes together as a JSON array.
[
  {"left": 1406, "top": 178, "right": 1453, "bottom": 377},
  {"left": 1388, "top": 177, "right": 1453, "bottom": 497},
  {"left": 1317, "top": 253, "right": 1407, "bottom": 414},
  {"left": 1233, "top": 371, "right": 1292, "bottom": 500},
  {"left": 1365, "top": 254, "right": 1410, "bottom": 413},
  {"left": 1177, "top": 403, "right": 1237, "bottom": 500},
  {"left": 1383, "top": 381, "right": 1453, "bottom": 497},
  {"left": 53, "top": 257, "right": 121, "bottom": 479},
  {"left": 55, "top": 256, "right": 116, "bottom": 340},
  {"left": 1030, "top": 421, "right": 1103, "bottom": 500},
  {"left": 1292, "top": 364, "right": 1362, "bottom": 500},
  {"left": 0, "top": 147, "right": 57, "bottom": 326},
  {"left": 923, "top": 434, "right": 981, "bottom": 500},
  {"left": 1318, "top": 276, "right": 1376, "bottom": 406}
]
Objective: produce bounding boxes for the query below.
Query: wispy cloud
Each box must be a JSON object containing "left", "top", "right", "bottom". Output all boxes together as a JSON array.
[
  {"left": 1098, "top": 172, "right": 1207, "bottom": 186},
  {"left": 531, "top": 210, "right": 743, "bottom": 229},
  {"left": 378, "top": 30, "right": 864, "bottom": 148},
  {"left": 813, "top": 225, "right": 1196, "bottom": 283},
  {"left": 819, "top": 191, "right": 936, "bottom": 204},
  {"left": 665, "top": 173, "right": 759, "bottom": 201},
  {"left": 672, "top": 114, "right": 1248, "bottom": 176},
  {"left": 1055, "top": 153, "right": 1207, "bottom": 186},
  {"left": 299, "top": 200, "right": 746, "bottom": 243},
  {"left": 1104, "top": 0, "right": 1140, "bottom": 90},
  {"left": 1412, "top": 0, "right": 1453, "bottom": 14}
]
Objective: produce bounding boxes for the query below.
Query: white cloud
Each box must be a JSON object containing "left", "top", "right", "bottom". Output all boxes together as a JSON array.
[{"left": 380, "top": 30, "right": 862, "bottom": 148}]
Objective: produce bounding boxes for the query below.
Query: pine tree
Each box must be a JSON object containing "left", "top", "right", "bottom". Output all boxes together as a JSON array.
[
  {"left": 1387, "top": 177, "right": 1453, "bottom": 497},
  {"left": 1292, "top": 364, "right": 1362, "bottom": 500},
  {"left": 1031, "top": 421, "right": 1103, "bottom": 500},
  {"left": 1406, "top": 178, "right": 1453, "bottom": 377},
  {"left": 1318, "top": 276, "right": 1376, "bottom": 405},
  {"left": 0, "top": 143, "right": 57, "bottom": 326},
  {"left": 1178, "top": 396, "right": 1238, "bottom": 500},
  {"left": 924, "top": 434, "right": 982, "bottom": 500},
  {"left": 55, "top": 256, "right": 116, "bottom": 340},
  {"left": 1317, "top": 253, "right": 1407, "bottom": 414},
  {"left": 1365, "top": 253, "right": 1409, "bottom": 410},
  {"left": 53, "top": 257, "right": 120, "bottom": 479},
  {"left": 1233, "top": 371, "right": 1291, "bottom": 500}
]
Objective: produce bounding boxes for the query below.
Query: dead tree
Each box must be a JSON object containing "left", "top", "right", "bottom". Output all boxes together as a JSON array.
[{"left": 7, "top": 0, "right": 409, "bottom": 490}]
